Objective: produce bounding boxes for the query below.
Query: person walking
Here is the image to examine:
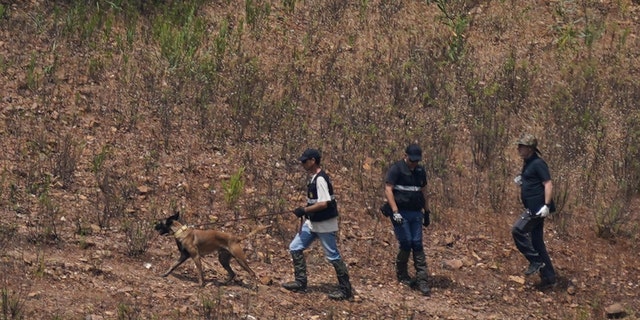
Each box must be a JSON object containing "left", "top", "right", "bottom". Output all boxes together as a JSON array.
[
  {"left": 383, "top": 143, "right": 432, "bottom": 296},
  {"left": 511, "top": 133, "right": 557, "bottom": 289},
  {"left": 282, "top": 148, "right": 354, "bottom": 301}
]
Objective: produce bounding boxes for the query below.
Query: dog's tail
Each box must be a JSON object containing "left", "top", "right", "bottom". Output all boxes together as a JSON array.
[{"left": 238, "top": 224, "right": 271, "bottom": 241}]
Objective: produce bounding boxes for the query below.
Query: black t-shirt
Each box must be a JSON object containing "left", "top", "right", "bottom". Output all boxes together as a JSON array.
[{"left": 520, "top": 154, "right": 551, "bottom": 212}]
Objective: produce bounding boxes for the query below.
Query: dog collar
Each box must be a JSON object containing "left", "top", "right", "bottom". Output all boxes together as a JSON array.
[{"left": 174, "top": 225, "right": 188, "bottom": 237}]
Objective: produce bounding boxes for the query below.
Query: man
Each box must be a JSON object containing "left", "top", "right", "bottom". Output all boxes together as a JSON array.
[
  {"left": 512, "top": 133, "right": 557, "bottom": 289},
  {"left": 282, "top": 148, "right": 354, "bottom": 301},
  {"left": 384, "top": 143, "right": 431, "bottom": 296}
]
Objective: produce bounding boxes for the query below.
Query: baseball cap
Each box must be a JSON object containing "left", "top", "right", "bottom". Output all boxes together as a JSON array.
[
  {"left": 405, "top": 144, "right": 422, "bottom": 162},
  {"left": 298, "top": 148, "right": 321, "bottom": 162}
]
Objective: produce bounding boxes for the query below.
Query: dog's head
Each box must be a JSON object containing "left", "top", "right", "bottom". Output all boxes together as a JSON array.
[{"left": 154, "top": 212, "right": 180, "bottom": 236}]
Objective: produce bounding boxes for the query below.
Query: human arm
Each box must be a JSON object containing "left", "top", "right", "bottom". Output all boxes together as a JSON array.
[
  {"left": 421, "top": 185, "right": 431, "bottom": 226},
  {"left": 543, "top": 180, "right": 553, "bottom": 206},
  {"left": 385, "top": 183, "right": 404, "bottom": 223},
  {"left": 421, "top": 186, "right": 430, "bottom": 213},
  {"left": 534, "top": 179, "right": 553, "bottom": 217},
  {"left": 384, "top": 183, "right": 399, "bottom": 213}
]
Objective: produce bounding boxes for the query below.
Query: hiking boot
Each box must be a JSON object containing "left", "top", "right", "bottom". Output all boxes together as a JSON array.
[
  {"left": 328, "top": 259, "right": 353, "bottom": 301},
  {"left": 282, "top": 280, "right": 306, "bottom": 292},
  {"left": 524, "top": 262, "right": 545, "bottom": 275},
  {"left": 398, "top": 276, "right": 415, "bottom": 287},
  {"left": 396, "top": 250, "right": 412, "bottom": 286},
  {"left": 537, "top": 277, "right": 557, "bottom": 291},
  {"left": 413, "top": 250, "right": 431, "bottom": 296},
  {"left": 282, "top": 251, "right": 307, "bottom": 292},
  {"left": 416, "top": 280, "right": 431, "bottom": 296}
]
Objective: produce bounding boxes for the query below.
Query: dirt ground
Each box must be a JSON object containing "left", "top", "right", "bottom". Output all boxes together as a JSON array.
[{"left": 2, "top": 199, "right": 639, "bottom": 319}]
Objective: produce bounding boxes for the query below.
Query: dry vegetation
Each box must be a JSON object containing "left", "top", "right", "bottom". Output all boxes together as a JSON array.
[{"left": 1, "top": 0, "right": 640, "bottom": 319}]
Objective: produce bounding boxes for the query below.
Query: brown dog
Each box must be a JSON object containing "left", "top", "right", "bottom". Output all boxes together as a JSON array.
[{"left": 155, "top": 212, "right": 267, "bottom": 287}]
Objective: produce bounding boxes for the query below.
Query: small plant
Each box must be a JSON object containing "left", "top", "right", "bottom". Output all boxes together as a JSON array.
[
  {"left": 432, "top": 0, "right": 470, "bottom": 62},
  {"left": 593, "top": 196, "right": 630, "bottom": 238},
  {"left": 116, "top": 302, "right": 140, "bottom": 320},
  {"left": 152, "top": 1, "right": 206, "bottom": 69},
  {"left": 87, "top": 57, "right": 105, "bottom": 82},
  {"left": 91, "top": 144, "right": 111, "bottom": 175},
  {"left": 199, "top": 289, "right": 234, "bottom": 320},
  {"left": 0, "top": 221, "right": 17, "bottom": 254},
  {"left": 222, "top": 167, "right": 245, "bottom": 209},
  {"left": 551, "top": 177, "right": 571, "bottom": 236},
  {"left": 122, "top": 217, "right": 155, "bottom": 257},
  {"left": 282, "top": 0, "right": 296, "bottom": 14},
  {"left": 245, "top": 0, "right": 271, "bottom": 32},
  {"left": 1, "top": 286, "right": 25, "bottom": 320},
  {"left": 25, "top": 53, "right": 39, "bottom": 91},
  {"left": 34, "top": 249, "right": 46, "bottom": 278},
  {"left": 0, "top": 4, "right": 6, "bottom": 20},
  {"left": 53, "top": 134, "right": 81, "bottom": 189}
]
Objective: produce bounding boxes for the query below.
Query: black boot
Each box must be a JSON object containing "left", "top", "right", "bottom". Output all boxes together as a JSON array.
[
  {"left": 328, "top": 259, "right": 353, "bottom": 301},
  {"left": 396, "top": 250, "right": 413, "bottom": 286},
  {"left": 413, "top": 250, "right": 431, "bottom": 296},
  {"left": 282, "top": 250, "right": 307, "bottom": 292}
]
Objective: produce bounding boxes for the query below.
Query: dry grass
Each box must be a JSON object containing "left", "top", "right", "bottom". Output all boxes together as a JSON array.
[{"left": 0, "top": 0, "right": 639, "bottom": 318}]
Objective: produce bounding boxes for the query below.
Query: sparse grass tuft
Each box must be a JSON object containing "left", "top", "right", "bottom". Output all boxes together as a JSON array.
[
  {"left": 1, "top": 286, "right": 25, "bottom": 320},
  {"left": 222, "top": 167, "right": 245, "bottom": 209}
]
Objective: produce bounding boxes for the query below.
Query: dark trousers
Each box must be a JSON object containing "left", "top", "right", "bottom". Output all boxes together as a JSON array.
[{"left": 512, "top": 213, "right": 556, "bottom": 280}]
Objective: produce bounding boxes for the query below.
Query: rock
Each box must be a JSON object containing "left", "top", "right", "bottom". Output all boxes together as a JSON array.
[
  {"left": 259, "top": 276, "right": 273, "bottom": 285},
  {"left": 604, "top": 303, "right": 626, "bottom": 319},
  {"left": 443, "top": 259, "right": 464, "bottom": 270},
  {"left": 444, "top": 235, "right": 456, "bottom": 246},
  {"left": 137, "top": 185, "right": 150, "bottom": 194},
  {"left": 508, "top": 275, "right": 526, "bottom": 285}
]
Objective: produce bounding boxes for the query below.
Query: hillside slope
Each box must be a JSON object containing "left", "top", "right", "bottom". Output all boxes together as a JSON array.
[{"left": 1, "top": 1, "right": 639, "bottom": 319}]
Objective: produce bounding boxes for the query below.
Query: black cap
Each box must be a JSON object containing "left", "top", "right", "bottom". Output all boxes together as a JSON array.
[
  {"left": 405, "top": 144, "right": 422, "bottom": 162},
  {"left": 299, "top": 148, "right": 321, "bottom": 162}
]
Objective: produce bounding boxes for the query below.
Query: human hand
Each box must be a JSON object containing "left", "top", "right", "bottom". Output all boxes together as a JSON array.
[
  {"left": 423, "top": 209, "right": 431, "bottom": 227},
  {"left": 392, "top": 212, "right": 404, "bottom": 224},
  {"left": 535, "top": 205, "right": 550, "bottom": 218},
  {"left": 514, "top": 175, "right": 522, "bottom": 185},
  {"left": 293, "top": 207, "right": 306, "bottom": 218}
]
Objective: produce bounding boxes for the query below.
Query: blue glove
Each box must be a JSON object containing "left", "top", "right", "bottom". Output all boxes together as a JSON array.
[
  {"left": 293, "top": 207, "right": 306, "bottom": 218},
  {"left": 392, "top": 212, "right": 404, "bottom": 224}
]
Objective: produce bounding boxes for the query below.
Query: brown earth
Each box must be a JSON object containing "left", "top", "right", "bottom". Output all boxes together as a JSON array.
[{"left": 1, "top": 1, "right": 640, "bottom": 319}]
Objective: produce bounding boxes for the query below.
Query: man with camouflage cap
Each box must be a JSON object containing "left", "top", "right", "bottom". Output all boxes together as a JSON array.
[{"left": 511, "top": 133, "right": 557, "bottom": 290}]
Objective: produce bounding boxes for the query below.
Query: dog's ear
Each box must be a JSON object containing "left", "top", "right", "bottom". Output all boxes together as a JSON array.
[{"left": 168, "top": 211, "right": 180, "bottom": 221}]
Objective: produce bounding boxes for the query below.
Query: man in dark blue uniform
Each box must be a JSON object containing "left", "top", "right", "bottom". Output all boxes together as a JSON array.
[
  {"left": 512, "top": 133, "right": 557, "bottom": 289},
  {"left": 384, "top": 144, "right": 432, "bottom": 296}
]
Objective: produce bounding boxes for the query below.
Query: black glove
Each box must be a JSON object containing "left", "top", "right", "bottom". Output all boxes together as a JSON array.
[
  {"left": 380, "top": 203, "right": 393, "bottom": 217},
  {"left": 423, "top": 209, "right": 431, "bottom": 227},
  {"left": 293, "top": 207, "right": 306, "bottom": 218}
]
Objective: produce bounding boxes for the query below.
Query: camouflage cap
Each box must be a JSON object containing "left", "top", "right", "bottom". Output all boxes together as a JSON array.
[{"left": 516, "top": 133, "right": 541, "bottom": 154}]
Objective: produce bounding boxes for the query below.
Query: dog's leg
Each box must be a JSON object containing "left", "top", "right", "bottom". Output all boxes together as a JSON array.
[
  {"left": 218, "top": 249, "right": 237, "bottom": 283},
  {"left": 163, "top": 249, "right": 190, "bottom": 277},
  {"left": 192, "top": 255, "right": 206, "bottom": 287},
  {"left": 228, "top": 243, "right": 257, "bottom": 279}
]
